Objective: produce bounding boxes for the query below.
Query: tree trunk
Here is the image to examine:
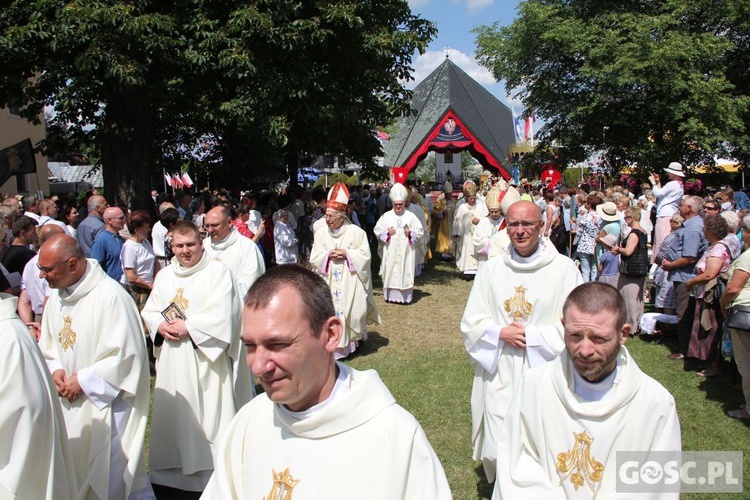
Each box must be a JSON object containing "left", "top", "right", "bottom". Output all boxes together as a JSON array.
[
  {"left": 287, "top": 151, "right": 299, "bottom": 188},
  {"left": 99, "top": 87, "right": 156, "bottom": 210}
]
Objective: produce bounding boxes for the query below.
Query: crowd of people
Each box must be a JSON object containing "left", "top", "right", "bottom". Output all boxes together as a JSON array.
[{"left": 0, "top": 162, "right": 748, "bottom": 498}]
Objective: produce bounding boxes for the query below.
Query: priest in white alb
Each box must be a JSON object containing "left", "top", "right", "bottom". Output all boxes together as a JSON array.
[
  {"left": 406, "top": 187, "right": 430, "bottom": 276},
  {"left": 374, "top": 182, "right": 424, "bottom": 303},
  {"left": 201, "top": 265, "right": 452, "bottom": 500},
  {"left": 0, "top": 293, "right": 77, "bottom": 499},
  {"left": 310, "top": 182, "right": 381, "bottom": 359},
  {"left": 473, "top": 182, "right": 521, "bottom": 270},
  {"left": 38, "top": 235, "right": 152, "bottom": 499},
  {"left": 453, "top": 180, "right": 488, "bottom": 278},
  {"left": 461, "top": 200, "right": 583, "bottom": 483},
  {"left": 203, "top": 205, "right": 265, "bottom": 298},
  {"left": 142, "top": 221, "right": 253, "bottom": 495},
  {"left": 494, "top": 282, "right": 681, "bottom": 499}
]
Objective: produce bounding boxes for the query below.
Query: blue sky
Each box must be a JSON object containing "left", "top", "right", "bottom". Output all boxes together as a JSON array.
[{"left": 407, "top": 0, "right": 523, "bottom": 111}]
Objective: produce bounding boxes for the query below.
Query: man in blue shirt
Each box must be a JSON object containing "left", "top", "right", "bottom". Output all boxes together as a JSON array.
[
  {"left": 76, "top": 195, "right": 108, "bottom": 257},
  {"left": 662, "top": 195, "right": 707, "bottom": 360},
  {"left": 90, "top": 207, "right": 126, "bottom": 281}
]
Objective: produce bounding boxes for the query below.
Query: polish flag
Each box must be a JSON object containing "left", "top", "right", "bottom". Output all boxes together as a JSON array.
[
  {"left": 181, "top": 172, "right": 194, "bottom": 188},
  {"left": 164, "top": 173, "right": 173, "bottom": 188},
  {"left": 525, "top": 115, "right": 535, "bottom": 141},
  {"left": 172, "top": 173, "right": 183, "bottom": 189}
]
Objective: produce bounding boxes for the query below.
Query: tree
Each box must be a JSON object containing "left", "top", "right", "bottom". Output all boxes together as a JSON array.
[
  {"left": 0, "top": 1, "right": 434, "bottom": 207},
  {"left": 474, "top": 0, "right": 750, "bottom": 173}
]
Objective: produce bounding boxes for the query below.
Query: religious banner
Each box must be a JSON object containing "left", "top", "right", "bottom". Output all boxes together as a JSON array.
[{"left": 0, "top": 138, "right": 36, "bottom": 186}]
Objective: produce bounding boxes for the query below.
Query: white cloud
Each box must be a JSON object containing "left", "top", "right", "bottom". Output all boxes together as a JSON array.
[
  {"left": 467, "top": 0, "right": 495, "bottom": 13},
  {"left": 409, "top": 48, "right": 497, "bottom": 88}
]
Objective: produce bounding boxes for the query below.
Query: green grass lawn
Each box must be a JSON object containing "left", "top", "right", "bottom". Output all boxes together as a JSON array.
[{"left": 346, "top": 258, "right": 749, "bottom": 499}]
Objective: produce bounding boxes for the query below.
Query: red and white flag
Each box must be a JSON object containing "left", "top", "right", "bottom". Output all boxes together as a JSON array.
[
  {"left": 172, "top": 173, "right": 183, "bottom": 189},
  {"left": 181, "top": 172, "right": 194, "bottom": 188},
  {"left": 524, "top": 115, "right": 535, "bottom": 141},
  {"left": 164, "top": 172, "right": 173, "bottom": 188}
]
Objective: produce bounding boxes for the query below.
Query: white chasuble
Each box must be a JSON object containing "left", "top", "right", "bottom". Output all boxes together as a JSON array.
[
  {"left": 461, "top": 243, "right": 583, "bottom": 482},
  {"left": 201, "top": 364, "right": 452, "bottom": 500},
  {"left": 493, "top": 348, "right": 681, "bottom": 499},
  {"left": 310, "top": 222, "right": 381, "bottom": 348},
  {"left": 39, "top": 260, "right": 150, "bottom": 499},
  {"left": 453, "top": 200, "right": 488, "bottom": 273},
  {"left": 406, "top": 204, "right": 430, "bottom": 267},
  {"left": 374, "top": 210, "right": 423, "bottom": 292},
  {"left": 0, "top": 294, "right": 77, "bottom": 499},
  {"left": 142, "top": 252, "right": 252, "bottom": 490},
  {"left": 203, "top": 227, "right": 265, "bottom": 298},
  {"left": 473, "top": 216, "right": 506, "bottom": 271}
]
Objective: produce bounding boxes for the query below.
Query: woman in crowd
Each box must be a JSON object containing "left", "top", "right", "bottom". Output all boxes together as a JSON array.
[
  {"left": 596, "top": 200, "right": 622, "bottom": 259},
  {"left": 60, "top": 203, "right": 79, "bottom": 238},
  {"left": 191, "top": 197, "right": 207, "bottom": 230},
  {"left": 654, "top": 214, "right": 684, "bottom": 314},
  {"left": 720, "top": 213, "right": 750, "bottom": 420},
  {"left": 686, "top": 215, "right": 738, "bottom": 377},
  {"left": 120, "top": 210, "right": 158, "bottom": 310},
  {"left": 575, "top": 194, "right": 603, "bottom": 282},
  {"left": 614, "top": 206, "right": 650, "bottom": 330}
]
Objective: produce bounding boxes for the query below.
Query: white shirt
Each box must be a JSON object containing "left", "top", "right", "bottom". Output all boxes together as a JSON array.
[
  {"left": 652, "top": 179, "right": 683, "bottom": 218},
  {"left": 151, "top": 220, "right": 168, "bottom": 258},
  {"left": 119, "top": 238, "right": 156, "bottom": 285},
  {"left": 21, "top": 254, "right": 50, "bottom": 315},
  {"left": 38, "top": 216, "right": 72, "bottom": 236}
]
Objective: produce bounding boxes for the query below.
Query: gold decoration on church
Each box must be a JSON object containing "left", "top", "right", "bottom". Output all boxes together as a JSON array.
[
  {"left": 263, "top": 468, "right": 300, "bottom": 500},
  {"left": 171, "top": 288, "right": 189, "bottom": 311},
  {"left": 556, "top": 430, "right": 604, "bottom": 492},
  {"left": 504, "top": 285, "right": 533, "bottom": 322},
  {"left": 58, "top": 316, "right": 77, "bottom": 351}
]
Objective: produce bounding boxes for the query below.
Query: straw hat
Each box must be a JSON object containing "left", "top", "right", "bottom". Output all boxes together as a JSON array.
[
  {"left": 600, "top": 233, "right": 617, "bottom": 248},
  {"left": 663, "top": 161, "right": 685, "bottom": 178},
  {"left": 596, "top": 201, "right": 620, "bottom": 222}
]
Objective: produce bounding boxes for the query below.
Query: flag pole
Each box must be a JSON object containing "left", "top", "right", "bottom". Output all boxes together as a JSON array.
[{"left": 163, "top": 168, "right": 167, "bottom": 193}]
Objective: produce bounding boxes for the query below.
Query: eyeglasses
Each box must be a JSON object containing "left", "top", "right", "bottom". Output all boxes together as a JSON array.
[
  {"left": 324, "top": 214, "right": 342, "bottom": 220},
  {"left": 107, "top": 215, "right": 126, "bottom": 221},
  {"left": 704, "top": 205, "right": 719, "bottom": 211},
  {"left": 507, "top": 221, "right": 541, "bottom": 229},
  {"left": 37, "top": 261, "right": 63, "bottom": 274}
]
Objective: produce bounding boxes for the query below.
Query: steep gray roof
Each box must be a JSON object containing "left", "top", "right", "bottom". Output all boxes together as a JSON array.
[
  {"left": 384, "top": 57, "right": 514, "bottom": 177},
  {"left": 48, "top": 162, "right": 103, "bottom": 187}
]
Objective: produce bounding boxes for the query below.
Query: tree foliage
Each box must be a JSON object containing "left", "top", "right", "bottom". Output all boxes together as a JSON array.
[
  {"left": 0, "top": 1, "right": 435, "bottom": 207},
  {"left": 474, "top": 0, "right": 750, "bottom": 173}
]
